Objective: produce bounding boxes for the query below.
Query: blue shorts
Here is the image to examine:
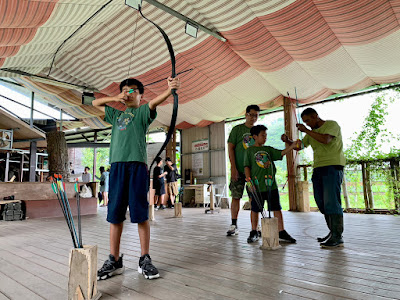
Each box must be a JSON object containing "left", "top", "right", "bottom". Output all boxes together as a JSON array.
[
  {"left": 107, "top": 162, "right": 149, "bottom": 224},
  {"left": 250, "top": 188, "right": 282, "bottom": 212}
]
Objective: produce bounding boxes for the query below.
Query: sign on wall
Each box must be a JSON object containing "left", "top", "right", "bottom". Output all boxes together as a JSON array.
[
  {"left": 192, "top": 153, "right": 203, "bottom": 176},
  {"left": 192, "top": 139, "right": 209, "bottom": 152}
]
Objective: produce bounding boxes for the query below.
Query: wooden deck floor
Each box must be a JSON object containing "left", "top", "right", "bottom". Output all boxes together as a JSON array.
[{"left": 0, "top": 208, "right": 400, "bottom": 300}]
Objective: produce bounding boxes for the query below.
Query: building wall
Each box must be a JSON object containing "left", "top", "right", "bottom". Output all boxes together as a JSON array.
[{"left": 181, "top": 121, "right": 226, "bottom": 185}]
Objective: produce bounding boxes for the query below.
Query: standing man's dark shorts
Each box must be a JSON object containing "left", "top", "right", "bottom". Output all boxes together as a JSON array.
[{"left": 107, "top": 162, "right": 149, "bottom": 224}]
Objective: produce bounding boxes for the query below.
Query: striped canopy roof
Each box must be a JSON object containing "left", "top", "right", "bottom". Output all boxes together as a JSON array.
[{"left": 1, "top": 0, "right": 400, "bottom": 130}]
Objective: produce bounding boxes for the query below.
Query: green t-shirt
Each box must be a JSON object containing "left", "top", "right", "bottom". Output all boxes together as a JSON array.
[
  {"left": 302, "top": 120, "right": 346, "bottom": 168},
  {"left": 227, "top": 124, "right": 255, "bottom": 173},
  {"left": 104, "top": 104, "right": 156, "bottom": 164},
  {"left": 244, "top": 146, "right": 282, "bottom": 192}
]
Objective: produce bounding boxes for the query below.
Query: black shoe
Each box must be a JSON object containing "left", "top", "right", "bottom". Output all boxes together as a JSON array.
[
  {"left": 279, "top": 230, "right": 296, "bottom": 243},
  {"left": 317, "top": 232, "right": 331, "bottom": 243},
  {"left": 160, "top": 205, "right": 166, "bottom": 210},
  {"left": 138, "top": 254, "right": 160, "bottom": 279},
  {"left": 97, "top": 254, "right": 125, "bottom": 280},
  {"left": 247, "top": 230, "right": 259, "bottom": 243},
  {"left": 320, "top": 237, "right": 344, "bottom": 248}
]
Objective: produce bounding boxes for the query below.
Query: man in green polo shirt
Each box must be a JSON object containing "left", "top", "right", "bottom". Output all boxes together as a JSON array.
[
  {"left": 226, "top": 105, "right": 260, "bottom": 236},
  {"left": 282, "top": 108, "right": 346, "bottom": 248}
]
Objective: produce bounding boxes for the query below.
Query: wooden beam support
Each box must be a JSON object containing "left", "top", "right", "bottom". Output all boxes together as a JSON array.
[
  {"left": 29, "top": 141, "right": 37, "bottom": 182},
  {"left": 283, "top": 97, "right": 299, "bottom": 211}
]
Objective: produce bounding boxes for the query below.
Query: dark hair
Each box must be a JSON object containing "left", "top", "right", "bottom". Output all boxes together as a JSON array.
[
  {"left": 119, "top": 78, "right": 144, "bottom": 94},
  {"left": 301, "top": 108, "right": 318, "bottom": 117},
  {"left": 250, "top": 124, "right": 267, "bottom": 136},
  {"left": 99, "top": 166, "right": 105, "bottom": 172},
  {"left": 84, "top": 166, "right": 90, "bottom": 170},
  {"left": 155, "top": 157, "right": 162, "bottom": 164},
  {"left": 246, "top": 105, "right": 260, "bottom": 113},
  {"left": 165, "top": 157, "right": 172, "bottom": 162}
]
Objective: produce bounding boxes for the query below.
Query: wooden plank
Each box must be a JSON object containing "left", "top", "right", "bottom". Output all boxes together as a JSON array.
[
  {"left": 0, "top": 270, "right": 43, "bottom": 300},
  {"left": 1, "top": 208, "right": 400, "bottom": 299}
]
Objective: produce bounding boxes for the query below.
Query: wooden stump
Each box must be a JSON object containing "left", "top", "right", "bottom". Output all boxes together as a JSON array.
[
  {"left": 220, "top": 197, "right": 230, "bottom": 209},
  {"left": 296, "top": 181, "right": 310, "bottom": 212},
  {"left": 260, "top": 218, "right": 281, "bottom": 250},
  {"left": 174, "top": 202, "right": 182, "bottom": 217},
  {"left": 149, "top": 204, "right": 155, "bottom": 221},
  {"left": 68, "top": 245, "right": 101, "bottom": 300}
]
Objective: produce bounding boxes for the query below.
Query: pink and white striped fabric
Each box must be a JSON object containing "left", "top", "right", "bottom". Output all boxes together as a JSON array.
[{"left": 1, "top": 0, "right": 400, "bottom": 129}]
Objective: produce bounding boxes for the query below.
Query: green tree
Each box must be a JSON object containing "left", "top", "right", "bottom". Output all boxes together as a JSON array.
[
  {"left": 345, "top": 90, "right": 399, "bottom": 160},
  {"left": 82, "top": 148, "right": 110, "bottom": 179}
]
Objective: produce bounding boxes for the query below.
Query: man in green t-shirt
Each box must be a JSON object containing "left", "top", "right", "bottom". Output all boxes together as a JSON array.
[
  {"left": 244, "top": 125, "right": 298, "bottom": 243},
  {"left": 282, "top": 108, "right": 345, "bottom": 248},
  {"left": 226, "top": 105, "right": 260, "bottom": 236},
  {"left": 93, "top": 76, "right": 180, "bottom": 280}
]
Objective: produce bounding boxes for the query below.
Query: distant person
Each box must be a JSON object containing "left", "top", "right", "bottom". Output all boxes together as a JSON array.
[
  {"left": 226, "top": 104, "right": 260, "bottom": 236},
  {"left": 282, "top": 108, "right": 346, "bottom": 248},
  {"left": 69, "top": 162, "right": 75, "bottom": 175},
  {"left": 99, "top": 166, "right": 110, "bottom": 207},
  {"left": 164, "top": 157, "right": 178, "bottom": 208},
  {"left": 153, "top": 157, "right": 167, "bottom": 210},
  {"left": 82, "top": 166, "right": 92, "bottom": 182}
]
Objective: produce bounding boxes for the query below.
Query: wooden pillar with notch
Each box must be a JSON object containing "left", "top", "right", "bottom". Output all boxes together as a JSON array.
[
  {"left": 283, "top": 97, "right": 299, "bottom": 211},
  {"left": 68, "top": 245, "right": 101, "bottom": 300},
  {"left": 260, "top": 217, "right": 281, "bottom": 250}
]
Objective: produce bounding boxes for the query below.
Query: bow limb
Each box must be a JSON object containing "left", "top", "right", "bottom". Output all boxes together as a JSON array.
[{"left": 138, "top": 6, "right": 179, "bottom": 173}]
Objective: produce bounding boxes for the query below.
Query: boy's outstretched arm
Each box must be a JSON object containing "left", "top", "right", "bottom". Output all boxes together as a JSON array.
[
  {"left": 92, "top": 92, "right": 127, "bottom": 112},
  {"left": 148, "top": 77, "right": 180, "bottom": 110},
  {"left": 281, "top": 140, "right": 301, "bottom": 157}
]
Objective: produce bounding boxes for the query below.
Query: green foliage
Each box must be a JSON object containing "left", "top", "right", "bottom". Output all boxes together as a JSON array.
[
  {"left": 82, "top": 148, "right": 110, "bottom": 179},
  {"left": 345, "top": 90, "right": 399, "bottom": 161}
]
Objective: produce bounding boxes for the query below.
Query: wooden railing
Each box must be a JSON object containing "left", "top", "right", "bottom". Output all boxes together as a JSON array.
[{"left": 297, "top": 158, "right": 400, "bottom": 213}]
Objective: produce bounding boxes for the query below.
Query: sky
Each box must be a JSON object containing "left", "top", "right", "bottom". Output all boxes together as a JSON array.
[{"left": 0, "top": 81, "right": 74, "bottom": 120}]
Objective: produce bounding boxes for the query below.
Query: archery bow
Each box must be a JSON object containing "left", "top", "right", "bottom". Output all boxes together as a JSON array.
[{"left": 138, "top": 4, "right": 179, "bottom": 176}]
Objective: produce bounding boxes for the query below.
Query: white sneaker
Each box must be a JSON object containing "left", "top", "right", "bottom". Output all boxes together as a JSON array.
[{"left": 227, "top": 225, "right": 239, "bottom": 236}]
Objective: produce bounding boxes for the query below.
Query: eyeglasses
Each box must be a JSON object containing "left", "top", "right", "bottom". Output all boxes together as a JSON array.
[{"left": 246, "top": 113, "right": 259, "bottom": 118}]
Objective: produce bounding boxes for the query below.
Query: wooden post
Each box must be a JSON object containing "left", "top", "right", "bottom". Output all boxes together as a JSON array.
[
  {"left": 165, "top": 127, "right": 177, "bottom": 163},
  {"left": 149, "top": 204, "right": 155, "bottom": 221},
  {"left": 361, "top": 162, "right": 369, "bottom": 210},
  {"left": 174, "top": 202, "right": 182, "bottom": 217},
  {"left": 342, "top": 174, "right": 350, "bottom": 210},
  {"left": 390, "top": 159, "right": 400, "bottom": 211},
  {"left": 260, "top": 218, "right": 281, "bottom": 250},
  {"left": 365, "top": 163, "right": 374, "bottom": 210},
  {"left": 68, "top": 245, "right": 101, "bottom": 300},
  {"left": 296, "top": 181, "right": 310, "bottom": 212},
  {"left": 29, "top": 141, "right": 37, "bottom": 182},
  {"left": 93, "top": 132, "right": 97, "bottom": 181},
  {"left": 5, "top": 152, "right": 10, "bottom": 182},
  {"left": 283, "top": 97, "right": 299, "bottom": 211}
]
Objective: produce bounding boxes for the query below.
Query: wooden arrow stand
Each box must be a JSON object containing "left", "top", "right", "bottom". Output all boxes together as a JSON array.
[
  {"left": 68, "top": 245, "right": 101, "bottom": 300},
  {"left": 260, "top": 217, "right": 281, "bottom": 250},
  {"left": 174, "top": 202, "right": 182, "bottom": 217}
]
